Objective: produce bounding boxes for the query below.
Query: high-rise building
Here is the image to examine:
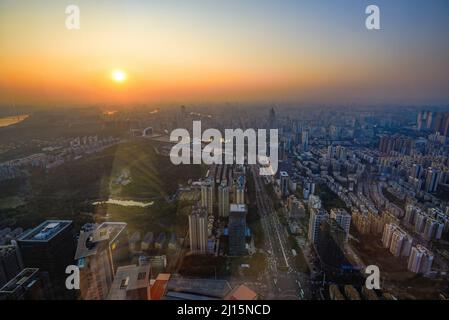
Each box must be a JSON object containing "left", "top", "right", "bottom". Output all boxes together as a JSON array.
[
  {"left": 308, "top": 208, "right": 329, "bottom": 245},
  {"left": 379, "top": 135, "right": 397, "bottom": 154},
  {"left": 129, "top": 231, "right": 141, "bottom": 253},
  {"left": 17, "top": 220, "right": 75, "bottom": 299},
  {"left": 280, "top": 171, "right": 289, "bottom": 197},
  {"left": 379, "top": 135, "right": 413, "bottom": 155},
  {"left": 107, "top": 264, "right": 151, "bottom": 300},
  {"left": 301, "top": 129, "right": 309, "bottom": 152},
  {"left": 335, "top": 145, "right": 347, "bottom": 160},
  {"left": 0, "top": 268, "right": 48, "bottom": 300},
  {"left": 234, "top": 175, "right": 245, "bottom": 205},
  {"left": 410, "top": 164, "right": 423, "bottom": 179},
  {"left": 404, "top": 204, "right": 420, "bottom": 225},
  {"left": 382, "top": 223, "right": 395, "bottom": 249},
  {"left": 425, "top": 167, "right": 442, "bottom": 193},
  {"left": 141, "top": 232, "right": 154, "bottom": 251},
  {"left": 315, "top": 220, "right": 350, "bottom": 271},
  {"left": 218, "top": 181, "right": 230, "bottom": 218},
  {"left": 327, "top": 146, "right": 335, "bottom": 159},
  {"left": 330, "top": 208, "right": 351, "bottom": 242},
  {"left": 0, "top": 244, "right": 23, "bottom": 288},
  {"left": 228, "top": 204, "right": 247, "bottom": 256},
  {"left": 417, "top": 111, "right": 433, "bottom": 131},
  {"left": 382, "top": 223, "right": 412, "bottom": 257},
  {"left": 369, "top": 211, "right": 384, "bottom": 234},
  {"left": 352, "top": 210, "right": 371, "bottom": 235},
  {"left": 423, "top": 218, "right": 438, "bottom": 240},
  {"left": 145, "top": 255, "right": 167, "bottom": 276},
  {"left": 419, "top": 111, "right": 449, "bottom": 136},
  {"left": 443, "top": 114, "right": 449, "bottom": 137},
  {"left": 407, "top": 245, "right": 434, "bottom": 275},
  {"left": 75, "top": 222, "right": 129, "bottom": 300},
  {"left": 188, "top": 206, "right": 208, "bottom": 254},
  {"left": 201, "top": 178, "right": 214, "bottom": 214}
]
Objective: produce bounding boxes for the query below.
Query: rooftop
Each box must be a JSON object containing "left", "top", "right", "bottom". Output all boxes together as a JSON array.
[
  {"left": 150, "top": 273, "right": 171, "bottom": 300},
  {"left": 0, "top": 268, "right": 39, "bottom": 294},
  {"left": 230, "top": 203, "right": 247, "bottom": 213},
  {"left": 330, "top": 208, "right": 351, "bottom": 216},
  {"left": 166, "top": 277, "right": 232, "bottom": 299},
  {"left": 280, "top": 171, "right": 289, "bottom": 177},
  {"left": 75, "top": 222, "right": 127, "bottom": 260},
  {"left": 415, "top": 244, "right": 434, "bottom": 256},
  {"left": 226, "top": 284, "right": 257, "bottom": 300},
  {"left": 19, "top": 220, "right": 73, "bottom": 242},
  {"left": 107, "top": 264, "right": 150, "bottom": 300}
]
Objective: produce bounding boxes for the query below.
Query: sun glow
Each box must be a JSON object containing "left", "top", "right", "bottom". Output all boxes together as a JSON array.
[{"left": 111, "top": 69, "right": 127, "bottom": 83}]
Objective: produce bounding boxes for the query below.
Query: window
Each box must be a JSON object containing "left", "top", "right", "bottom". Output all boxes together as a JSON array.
[
  {"left": 120, "top": 277, "right": 129, "bottom": 289},
  {"left": 137, "top": 272, "right": 146, "bottom": 280}
]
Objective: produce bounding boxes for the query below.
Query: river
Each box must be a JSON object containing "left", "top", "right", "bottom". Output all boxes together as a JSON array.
[{"left": 0, "top": 115, "right": 29, "bottom": 128}]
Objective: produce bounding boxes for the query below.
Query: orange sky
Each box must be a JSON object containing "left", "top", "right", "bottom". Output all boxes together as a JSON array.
[{"left": 1, "top": 0, "right": 449, "bottom": 106}]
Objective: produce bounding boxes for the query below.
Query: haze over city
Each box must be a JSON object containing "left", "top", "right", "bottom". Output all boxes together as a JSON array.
[
  {"left": 1, "top": 0, "right": 449, "bottom": 107},
  {"left": 2, "top": 0, "right": 449, "bottom": 308}
]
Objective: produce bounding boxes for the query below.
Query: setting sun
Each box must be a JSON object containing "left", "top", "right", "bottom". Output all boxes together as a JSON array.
[{"left": 111, "top": 69, "right": 127, "bottom": 83}]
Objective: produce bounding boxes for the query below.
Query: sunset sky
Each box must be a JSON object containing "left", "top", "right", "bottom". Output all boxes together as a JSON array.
[{"left": 1, "top": 0, "right": 449, "bottom": 107}]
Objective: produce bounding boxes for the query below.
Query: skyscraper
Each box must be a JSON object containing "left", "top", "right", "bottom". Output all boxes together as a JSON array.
[
  {"left": 315, "top": 220, "right": 350, "bottom": 271},
  {"left": 423, "top": 218, "right": 438, "bottom": 240},
  {"left": 0, "top": 268, "right": 48, "bottom": 300},
  {"left": 280, "top": 171, "right": 289, "bottom": 197},
  {"left": 410, "top": 164, "right": 423, "bottom": 179},
  {"left": 417, "top": 111, "right": 433, "bottom": 131},
  {"left": 407, "top": 245, "right": 434, "bottom": 275},
  {"left": 228, "top": 204, "right": 247, "bottom": 256},
  {"left": 327, "top": 145, "right": 335, "bottom": 159},
  {"left": 17, "top": 220, "right": 75, "bottom": 299},
  {"left": 308, "top": 208, "right": 329, "bottom": 245},
  {"left": 404, "top": 204, "right": 420, "bottom": 225},
  {"left": 414, "top": 212, "right": 427, "bottom": 233},
  {"left": 218, "top": 181, "right": 230, "bottom": 218},
  {"left": 335, "top": 145, "right": 347, "bottom": 160},
  {"left": 107, "top": 264, "right": 151, "bottom": 300},
  {"left": 201, "top": 178, "right": 214, "bottom": 215},
  {"left": 234, "top": 175, "right": 245, "bottom": 205},
  {"left": 382, "top": 223, "right": 412, "bottom": 257},
  {"left": 425, "top": 167, "right": 442, "bottom": 193},
  {"left": 189, "top": 206, "right": 208, "bottom": 254},
  {"left": 443, "top": 114, "right": 449, "bottom": 136},
  {"left": 330, "top": 208, "right": 351, "bottom": 242},
  {"left": 75, "top": 222, "right": 129, "bottom": 300}
]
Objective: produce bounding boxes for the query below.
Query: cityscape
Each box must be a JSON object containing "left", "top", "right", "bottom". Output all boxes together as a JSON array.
[{"left": 1, "top": 0, "right": 449, "bottom": 304}]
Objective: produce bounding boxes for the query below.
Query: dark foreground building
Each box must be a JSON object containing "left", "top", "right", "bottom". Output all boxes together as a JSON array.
[
  {"left": 228, "top": 204, "right": 247, "bottom": 256},
  {"left": 17, "top": 220, "right": 76, "bottom": 299},
  {"left": 0, "top": 268, "right": 49, "bottom": 300}
]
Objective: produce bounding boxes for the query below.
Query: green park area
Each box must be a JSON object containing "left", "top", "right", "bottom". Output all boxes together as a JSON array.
[{"left": 0, "top": 140, "right": 203, "bottom": 233}]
